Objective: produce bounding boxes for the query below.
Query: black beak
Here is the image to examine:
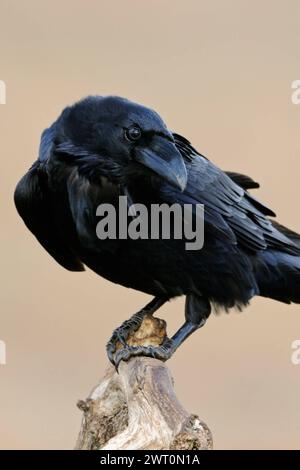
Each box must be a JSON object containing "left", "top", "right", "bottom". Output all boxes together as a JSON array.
[{"left": 135, "top": 136, "right": 187, "bottom": 191}]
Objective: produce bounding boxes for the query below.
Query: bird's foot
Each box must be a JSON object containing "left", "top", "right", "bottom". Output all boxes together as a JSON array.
[
  {"left": 106, "top": 296, "right": 169, "bottom": 369},
  {"left": 113, "top": 337, "right": 175, "bottom": 369},
  {"left": 106, "top": 310, "right": 150, "bottom": 365}
]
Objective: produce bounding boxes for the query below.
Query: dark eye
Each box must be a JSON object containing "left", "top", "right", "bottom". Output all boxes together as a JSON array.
[{"left": 125, "top": 126, "right": 142, "bottom": 142}]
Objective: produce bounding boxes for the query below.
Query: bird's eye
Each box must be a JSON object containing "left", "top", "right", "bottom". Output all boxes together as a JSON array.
[{"left": 125, "top": 126, "right": 142, "bottom": 142}]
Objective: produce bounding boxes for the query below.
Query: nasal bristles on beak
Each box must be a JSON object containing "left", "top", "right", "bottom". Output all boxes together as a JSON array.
[{"left": 135, "top": 136, "right": 187, "bottom": 191}]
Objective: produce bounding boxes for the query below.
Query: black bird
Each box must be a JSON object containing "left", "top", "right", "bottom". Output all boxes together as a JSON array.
[{"left": 14, "top": 96, "right": 300, "bottom": 367}]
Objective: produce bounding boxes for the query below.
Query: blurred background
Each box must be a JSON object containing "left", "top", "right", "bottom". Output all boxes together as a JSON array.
[{"left": 0, "top": 0, "right": 300, "bottom": 450}]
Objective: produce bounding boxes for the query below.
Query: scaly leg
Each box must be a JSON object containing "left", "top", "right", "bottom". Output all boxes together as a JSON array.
[
  {"left": 106, "top": 296, "right": 167, "bottom": 365},
  {"left": 110, "top": 294, "right": 211, "bottom": 369}
]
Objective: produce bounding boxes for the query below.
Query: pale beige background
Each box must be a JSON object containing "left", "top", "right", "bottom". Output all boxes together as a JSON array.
[{"left": 0, "top": 0, "right": 300, "bottom": 450}]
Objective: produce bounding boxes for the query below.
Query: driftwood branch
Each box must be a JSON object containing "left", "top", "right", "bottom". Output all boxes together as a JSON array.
[{"left": 75, "top": 315, "right": 213, "bottom": 450}]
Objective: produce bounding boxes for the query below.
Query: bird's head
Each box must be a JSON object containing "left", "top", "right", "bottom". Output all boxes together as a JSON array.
[{"left": 46, "top": 96, "right": 187, "bottom": 191}]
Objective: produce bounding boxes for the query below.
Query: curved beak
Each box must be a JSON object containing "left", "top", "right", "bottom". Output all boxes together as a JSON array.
[{"left": 135, "top": 136, "right": 187, "bottom": 191}]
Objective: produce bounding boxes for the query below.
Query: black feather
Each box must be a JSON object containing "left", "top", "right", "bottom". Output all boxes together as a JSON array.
[{"left": 14, "top": 95, "right": 300, "bottom": 316}]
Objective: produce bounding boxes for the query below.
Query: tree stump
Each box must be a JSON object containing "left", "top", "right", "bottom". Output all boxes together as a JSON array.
[{"left": 75, "top": 315, "right": 213, "bottom": 450}]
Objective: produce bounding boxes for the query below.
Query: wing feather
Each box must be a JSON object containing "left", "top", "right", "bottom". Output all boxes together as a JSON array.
[
  {"left": 171, "top": 134, "right": 300, "bottom": 255},
  {"left": 14, "top": 162, "right": 84, "bottom": 271}
]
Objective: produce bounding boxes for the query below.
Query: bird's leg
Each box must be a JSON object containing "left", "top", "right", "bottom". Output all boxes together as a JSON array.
[
  {"left": 106, "top": 296, "right": 167, "bottom": 365},
  {"left": 168, "top": 295, "right": 211, "bottom": 355},
  {"left": 112, "top": 294, "right": 211, "bottom": 368}
]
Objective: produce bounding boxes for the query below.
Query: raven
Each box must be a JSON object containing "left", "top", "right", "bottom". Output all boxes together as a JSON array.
[{"left": 14, "top": 96, "right": 300, "bottom": 367}]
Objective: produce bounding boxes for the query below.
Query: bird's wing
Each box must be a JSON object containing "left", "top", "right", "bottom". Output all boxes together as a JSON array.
[
  {"left": 14, "top": 161, "right": 85, "bottom": 271},
  {"left": 66, "top": 167, "right": 103, "bottom": 248},
  {"left": 65, "top": 161, "right": 124, "bottom": 253},
  {"left": 225, "top": 170, "right": 300, "bottom": 248},
  {"left": 225, "top": 171, "right": 260, "bottom": 190},
  {"left": 167, "top": 133, "right": 300, "bottom": 255}
]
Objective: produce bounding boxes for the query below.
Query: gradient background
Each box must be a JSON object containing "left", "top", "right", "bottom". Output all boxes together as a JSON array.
[{"left": 1, "top": 0, "right": 300, "bottom": 450}]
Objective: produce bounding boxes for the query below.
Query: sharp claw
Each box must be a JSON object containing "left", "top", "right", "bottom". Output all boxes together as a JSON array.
[
  {"left": 106, "top": 310, "right": 150, "bottom": 366},
  {"left": 106, "top": 343, "right": 116, "bottom": 365},
  {"left": 108, "top": 338, "right": 175, "bottom": 369},
  {"left": 106, "top": 299, "right": 170, "bottom": 368},
  {"left": 114, "top": 346, "right": 134, "bottom": 369}
]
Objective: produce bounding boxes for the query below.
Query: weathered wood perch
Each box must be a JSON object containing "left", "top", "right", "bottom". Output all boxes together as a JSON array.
[{"left": 75, "top": 314, "right": 213, "bottom": 450}]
